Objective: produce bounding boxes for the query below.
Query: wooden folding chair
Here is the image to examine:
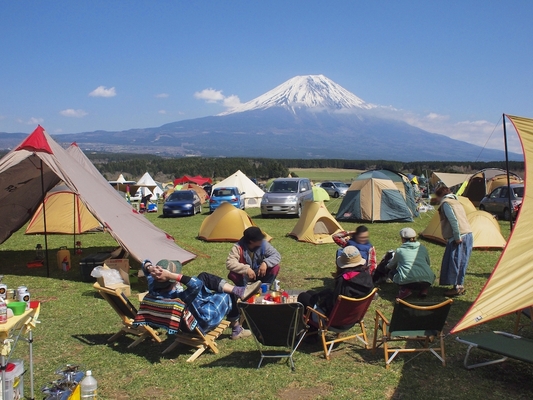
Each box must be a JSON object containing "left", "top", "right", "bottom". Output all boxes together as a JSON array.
[
  {"left": 93, "top": 282, "right": 161, "bottom": 348},
  {"left": 372, "top": 298, "right": 453, "bottom": 369},
  {"left": 238, "top": 302, "right": 307, "bottom": 370},
  {"left": 304, "top": 288, "right": 377, "bottom": 360},
  {"left": 514, "top": 306, "right": 533, "bottom": 334},
  {"left": 161, "top": 320, "right": 231, "bottom": 362}
]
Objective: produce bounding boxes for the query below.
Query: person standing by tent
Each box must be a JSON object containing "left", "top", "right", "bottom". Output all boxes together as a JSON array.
[
  {"left": 332, "top": 226, "right": 377, "bottom": 274},
  {"left": 435, "top": 186, "right": 473, "bottom": 297},
  {"left": 226, "top": 227, "right": 281, "bottom": 286}
]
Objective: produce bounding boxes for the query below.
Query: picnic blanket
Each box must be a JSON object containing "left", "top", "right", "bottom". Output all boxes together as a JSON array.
[{"left": 133, "top": 296, "right": 197, "bottom": 335}]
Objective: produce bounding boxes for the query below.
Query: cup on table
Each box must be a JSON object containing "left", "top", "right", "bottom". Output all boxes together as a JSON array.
[{"left": 260, "top": 283, "right": 270, "bottom": 294}]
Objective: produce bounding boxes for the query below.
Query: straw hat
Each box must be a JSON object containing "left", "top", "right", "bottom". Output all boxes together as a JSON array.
[{"left": 336, "top": 246, "right": 366, "bottom": 269}]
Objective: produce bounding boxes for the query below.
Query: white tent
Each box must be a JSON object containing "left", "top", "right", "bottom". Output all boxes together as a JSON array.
[
  {"left": 213, "top": 170, "right": 265, "bottom": 208},
  {"left": 0, "top": 126, "right": 196, "bottom": 266}
]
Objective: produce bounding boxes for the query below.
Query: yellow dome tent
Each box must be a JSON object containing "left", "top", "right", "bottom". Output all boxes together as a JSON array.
[
  {"left": 288, "top": 201, "right": 344, "bottom": 244},
  {"left": 420, "top": 196, "right": 506, "bottom": 249},
  {"left": 25, "top": 185, "right": 101, "bottom": 235},
  {"left": 198, "top": 202, "right": 271, "bottom": 242}
]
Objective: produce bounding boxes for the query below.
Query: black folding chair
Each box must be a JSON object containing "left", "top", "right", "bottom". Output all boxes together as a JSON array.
[{"left": 237, "top": 302, "right": 307, "bottom": 370}]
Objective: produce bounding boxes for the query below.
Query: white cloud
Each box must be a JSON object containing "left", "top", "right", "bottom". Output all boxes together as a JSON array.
[
  {"left": 59, "top": 108, "right": 88, "bottom": 118},
  {"left": 194, "top": 88, "right": 242, "bottom": 109},
  {"left": 158, "top": 109, "right": 167, "bottom": 114},
  {"left": 17, "top": 117, "right": 44, "bottom": 125},
  {"left": 155, "top": 93, "right": 169, "bottom": 98},
  {"left": 89, "top": 86, "right": 116, "bottom": 97}
]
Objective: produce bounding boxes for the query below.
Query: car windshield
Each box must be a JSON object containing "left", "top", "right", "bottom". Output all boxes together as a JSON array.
[
  {"left": 213, "top": 189, "right": 235, "bottom": 197},
  {"left": 333, "top": 182, "right": 349, "bottom": 188},
  {"left": 513, "top": 187, "right": 524, "bottom": 198},
  {"left": 269, "top": 181, "right": 298, "bottom": 193},
  {"left": 168, "top": 192, "right": 193, "bottom": 201}
]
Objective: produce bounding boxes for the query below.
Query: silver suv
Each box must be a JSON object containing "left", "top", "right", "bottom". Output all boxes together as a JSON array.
[{"left": 261, "top": 178, "right": 314, "bottom": 217}]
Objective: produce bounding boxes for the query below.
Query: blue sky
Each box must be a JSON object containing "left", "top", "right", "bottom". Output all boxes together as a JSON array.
[{"left": 1, "top": 1, "right": 532, "bottom": 151}]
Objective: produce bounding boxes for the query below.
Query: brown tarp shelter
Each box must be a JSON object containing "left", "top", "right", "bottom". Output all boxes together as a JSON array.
[
  {"left": 181, "top": 183, "right": 208, "bottom": 204},
  {"left": 452, "top": 115, "right": 531, "bottom": 333},
  {"left": 198, "top": 202, "right": 271, "bottom": 242},
  {"left": 430, "top": 172, "right": 472, "bottom": 189},
  {"left": 0, "top": 126, "right": 195, "bottom": 266},
  {"left": 461, "top": 168, "right": 522, "bottom": 206},
  {"left": 289, "top": 201, "right": 343, "bottom": 244},
  {"left": 420, "top": 196, "right": 506, "bottom": 249}
]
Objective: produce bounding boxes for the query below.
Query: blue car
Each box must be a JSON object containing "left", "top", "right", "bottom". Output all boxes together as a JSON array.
[
  {"left": 163, "top": 190, "right": 202, "bottom": 217},
  {"left": 209, "top": 187, "right": 245, "bottom": 213}
]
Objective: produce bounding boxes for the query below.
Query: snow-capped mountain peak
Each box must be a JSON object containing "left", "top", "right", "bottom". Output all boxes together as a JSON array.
[{"left": 220, "top": 74, "right": 375, "bottom": 115}]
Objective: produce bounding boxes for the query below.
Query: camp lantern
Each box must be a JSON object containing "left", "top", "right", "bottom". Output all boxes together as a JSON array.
[
  {"left": 75, "top": 241, "right": 82, "bottom": 255},
  {"left": 35, "top": 244, "right": 43, "bottom": 260}
]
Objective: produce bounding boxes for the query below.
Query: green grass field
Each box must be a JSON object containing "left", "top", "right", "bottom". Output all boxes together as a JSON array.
[
  {"left": 0, "top": 201, "right": 530, "bottom": 400},
  {"left": 289, "top": 168, "right": 362, "bottom": 182}
]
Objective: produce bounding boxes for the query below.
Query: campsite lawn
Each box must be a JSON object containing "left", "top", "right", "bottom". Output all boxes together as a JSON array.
[
  {"left": 289, "top": 168, "right": 362, "bottom": 182},
  {"left": 0, "top": 204, "right": 531, "bottom": 400}
]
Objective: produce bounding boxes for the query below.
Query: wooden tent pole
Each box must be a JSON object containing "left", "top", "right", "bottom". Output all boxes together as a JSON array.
[
  {"left": 503, "top": 114, "right": 514, "bottom": 232},
  {"left": 40, "top": 159, "right": 50, "bottom": 277},
  {"left": 73, "top": 192, "right": 76, "bottom": 251}
]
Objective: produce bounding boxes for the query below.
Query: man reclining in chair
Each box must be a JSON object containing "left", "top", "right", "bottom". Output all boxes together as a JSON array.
[{"left": 142, "top": 259, "right": 261, "bottom": 340}]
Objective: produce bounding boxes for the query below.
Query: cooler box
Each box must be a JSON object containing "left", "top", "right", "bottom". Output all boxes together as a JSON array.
[
  {"left": 1, "top": 359, "right": 24, "bottom": 400},
  {"left": 80, "top": 252, "right": 112, "bottom": 282}
]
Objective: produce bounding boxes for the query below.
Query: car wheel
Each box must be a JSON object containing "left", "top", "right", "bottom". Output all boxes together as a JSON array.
[
  {"left": 503, "top": 208, "right": 511, "bottom": 221},
  {"left": 333, "top": 191, "right": 340, "bottom": 198},
  {"left": 262, "top": 214, "right": 269, "bottom": 219},
  {"left": 479, "top": 204, "right": 485, "bottom": 211}
]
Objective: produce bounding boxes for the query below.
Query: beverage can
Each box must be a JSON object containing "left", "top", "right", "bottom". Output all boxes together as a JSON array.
[
  {"left": 272, "top": 280, "right": 280, "bottom": 291},
  {"left": 17, "top": 291, "right": 30, "bottom": 309},
  {"left": 17, "top": 286, "right": 27, "bottom": 295},
  {"left": 0, "top": 284, "right": 7, "bottom": 300},
  {"left": 0, "top": 301, "right": 7, "bottom": 324},
  {"left": 6, "top": 289, "right": 15, "bottom": 300}
]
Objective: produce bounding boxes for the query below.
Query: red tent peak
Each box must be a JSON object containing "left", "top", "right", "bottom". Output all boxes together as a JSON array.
[
  {"left": 16, "top": 125, "right": 53, "bottom": 154},
  {"left": 70, "top": 142, "right": 78, "bottom": 147}
]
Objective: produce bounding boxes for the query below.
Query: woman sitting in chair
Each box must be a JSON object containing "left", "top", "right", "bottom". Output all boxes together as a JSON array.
[
  {"left": 298, "top": 246, "right": 374, "bottom": 319},
  {"left": 386, "top": 228, "right": 435, "bottom": 299},
  {"left": 332, "top": 226, "right": 377, "bottom": 274}
]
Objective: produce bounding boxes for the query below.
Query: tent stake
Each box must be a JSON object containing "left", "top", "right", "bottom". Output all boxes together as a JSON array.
[
  {"left": 503, "top": 114, "right": 514, "bottom": 232},
  {"left": 40, "top": 159, "right": 50, "bottom": 277}
]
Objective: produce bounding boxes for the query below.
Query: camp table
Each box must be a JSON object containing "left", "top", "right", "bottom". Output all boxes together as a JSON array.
[
  {"left": 456, "top": 331, "right": 533, "bottom": 369},
  {"left": 0, "top": 304, "right": 40, "bottom": 399}
]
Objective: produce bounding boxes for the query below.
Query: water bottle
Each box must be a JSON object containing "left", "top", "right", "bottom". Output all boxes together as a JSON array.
[
  {"left": 0, "top": 300, "right": 7, "bottom": 324},
  {"left": 80, "top": 370, "right": 97, "bottom": 399}
]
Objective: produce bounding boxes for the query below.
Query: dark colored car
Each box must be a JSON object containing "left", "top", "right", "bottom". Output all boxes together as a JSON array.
[
  {"left": 479, "top": 184, "right": 524, "bottom": 221},
  {"left": 209, "top": 187, "right": 245, "bottom": 213},
  {"left": 163, "top": 190, "right": 202, "bottom": 217}
]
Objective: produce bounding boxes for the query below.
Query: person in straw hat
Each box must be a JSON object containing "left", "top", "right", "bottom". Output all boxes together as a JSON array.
[
  {"left": 142, "top": 259, "right": 261, "bottom": 340},
  {"left": 297, "top": 246, "right": 374, "bottom": 322},
  {"left": 386, "top": 228, "right": 435, "bottom": 299}
]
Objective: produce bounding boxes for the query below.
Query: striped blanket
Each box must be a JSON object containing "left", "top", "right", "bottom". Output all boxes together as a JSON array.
[{"left": 133, "top": 297, "right": 196, "bottom": 335}]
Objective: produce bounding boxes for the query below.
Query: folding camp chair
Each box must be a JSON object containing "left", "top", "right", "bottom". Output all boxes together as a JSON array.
[
  {"left": 372, "top": 298, "right": 453, "bottom": 369},
  {"left": 237, "top": 302, "right": 307, "bottom": 370},
  {"left": 304, "top": 288, "right": 378, "bottom": 360},
  {"left": 161, "top": 320, "right": 231, "bottom": 363},
  {"left": 456, "top": 331, "right": 533, "bottom": 369},
  {"left": 514, "top": 306, "right": 533, "bottom": 334},
  {"left": 93, "top": 282, "right": 161, "bottom": 348}
]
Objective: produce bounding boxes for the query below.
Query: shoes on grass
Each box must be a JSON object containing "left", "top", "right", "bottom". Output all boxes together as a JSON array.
[
  {"left": 444, "top": 287, "right": 466, "bottom": 297},
  {"left": 231, "top": 327, "right": 252, "bottom": 340}
]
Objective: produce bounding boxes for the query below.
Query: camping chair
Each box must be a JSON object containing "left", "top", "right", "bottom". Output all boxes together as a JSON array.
[
  {"left": 372, "top": 298, "right": 453, "bottom": 369},
  {"left": 133, "top": 296, "right": 231, "bottom": 363},
  {"left": 237, "top": 302, "right": 307, "bottom": 370},
  {"left": 514, "top": 306, "right": 533, "bottom": 334},
  {"left": 93, "top": 282, "right": 161, "bottom": 348},
  {"left": 304, "top": 288, "right": 378, "bottom": 360},
  {"left": 456, "top": 331, "right": 533, "bottom": 369}
]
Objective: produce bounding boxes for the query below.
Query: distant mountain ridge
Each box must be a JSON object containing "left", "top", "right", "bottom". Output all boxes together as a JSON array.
[{"left": 0, "top": 75, "right": 522, "bottom": 161}]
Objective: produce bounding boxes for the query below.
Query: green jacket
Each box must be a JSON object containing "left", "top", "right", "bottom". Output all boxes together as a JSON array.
[{"left": 388, "top": 241, "right": 435, "bottom": 285}]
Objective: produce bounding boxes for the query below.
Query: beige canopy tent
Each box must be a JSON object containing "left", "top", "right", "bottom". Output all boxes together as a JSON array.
[
  {"left": 25, "top": 185, "right": 101, "bottom": 235},
  {"left": 452, "top": 115, "right": 530, "bottom": 333},
  {"left": 420, "top": 196, "right": 506, "bottom": 249},
  {"left": 460, "top": 168, "right": 522, "bottom": 206},
  {"left": 0, "top": 126, "right": 195, "bottom": 273},
  {"left": 213, "top": 170, "right": 265, "bottom": 208},
  {"left": 181, "top": 183, "right": 208, "bottom": 204},
  {"left": 198, "top": 202, "right": 271, "bottom": 242},
  {"left": 430, "top": 172, "right": 472, "bottom": 189},
  {"left": 289, "top": 201, "right": 343, "bottom": 244}
]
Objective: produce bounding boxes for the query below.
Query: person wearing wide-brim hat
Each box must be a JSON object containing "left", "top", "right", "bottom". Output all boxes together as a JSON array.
[
  {"left": 142, "top": 259, "right": 261, "bottom": 339},
  {"left": 386, "top": 228, "right": 435, "bottom": 299},
  {"left": 298, "top": 246, "right": 374, "bottom": 324}
]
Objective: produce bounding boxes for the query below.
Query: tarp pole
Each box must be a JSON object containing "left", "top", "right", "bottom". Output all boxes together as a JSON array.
[
  {"left": 73, "top": 192, "right": 76, "bottom": 250},
  {"left": 503, "top": 114, "right": 514, "bottom": 232},
  {"left": 40, "top": 159, "right": 50, "bottom": 277}
]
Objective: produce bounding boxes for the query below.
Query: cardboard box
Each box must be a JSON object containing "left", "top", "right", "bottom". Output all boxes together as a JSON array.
[{"left": 97, "top": 261, "right": 131, "bottom": 296}]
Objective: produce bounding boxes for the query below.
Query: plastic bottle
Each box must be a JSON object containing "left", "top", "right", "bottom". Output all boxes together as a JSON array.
[
  {"left": 80, "top": 370, "right": 97, "bottom": 399},
  {"left": 0, "top": 299, "right": 7, "bottom": 324}
]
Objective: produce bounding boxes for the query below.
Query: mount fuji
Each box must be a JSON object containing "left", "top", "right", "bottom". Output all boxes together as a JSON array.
[{"left": 49, "top": 75, "right": 517, "bottom": 161}]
